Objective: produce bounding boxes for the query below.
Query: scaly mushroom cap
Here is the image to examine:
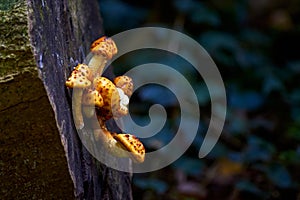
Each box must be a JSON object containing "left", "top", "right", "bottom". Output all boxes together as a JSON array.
[
  {"left": 113, "top": 133, "right": 145, "bottom": 163},
  {"left": 65, "top": 64, "right": 91, "bottom": 88},
  {"left": 82, "top": 89, "right": 104, "bottom": 107},
  {"left": 114, "top": 75, "right": 134, "bottom": 97},
  {"left": 93, "top": 77, "right": 120, "bottom": 120},
  {"left": 90, "top": 36, "right": 118, "bottom": 60}
]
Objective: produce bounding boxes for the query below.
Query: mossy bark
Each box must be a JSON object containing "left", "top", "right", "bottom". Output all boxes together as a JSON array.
[
  {"left": 0, "top": 0, "right": 133, "bottom": 199},
  {"left": 0, "top": 1, "right": 74, "bottom": 199}
]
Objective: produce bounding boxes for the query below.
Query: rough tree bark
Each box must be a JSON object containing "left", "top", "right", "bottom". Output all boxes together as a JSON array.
[
  {"left": 1, "top": 0, "right": 133, "bottom": 199},
  {"left": 1, "top": 1, "right": 74, "bottom": 199}
]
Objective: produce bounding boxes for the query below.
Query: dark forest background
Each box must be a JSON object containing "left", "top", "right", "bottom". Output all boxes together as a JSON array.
[{"left": 99, "top": 0, "right": 300, "bottom": 199}]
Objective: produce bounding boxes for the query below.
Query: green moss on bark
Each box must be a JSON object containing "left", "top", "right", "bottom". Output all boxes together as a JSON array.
[
  {"left": 0, "top": 1, "right": 74, "bottom": 198},
  {"left": 0, "top": 1, "right": 36, "bottom": 79}
]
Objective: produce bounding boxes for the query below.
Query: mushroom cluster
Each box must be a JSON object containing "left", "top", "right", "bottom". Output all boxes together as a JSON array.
[{"left": 65, "top": 36, "right": 145, "bottom": 163}]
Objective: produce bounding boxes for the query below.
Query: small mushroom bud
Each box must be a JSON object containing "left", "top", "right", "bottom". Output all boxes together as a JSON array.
[
  {"left": 65, "top": 64, "right": 92, "bottom": 129},
  {"left": 87, "top": 36, "right": 118, "bottom": 77},
  {"left": 114, "top": 75, "right": 134, "bottom": 97},
  {"left": 82, "top": 89, "right": 104, "bottom": 118}
]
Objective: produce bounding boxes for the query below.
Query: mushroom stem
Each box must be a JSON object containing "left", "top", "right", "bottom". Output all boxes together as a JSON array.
[
  {"left": 93, "top": 124, "right": 129, "bottom": 158},
  {"left": 82, "top": 105, "right": 95, "bottom": 118},
  {"left": 72, "top": 89, "right": 84, "bottom": 129},
  {"left": 66, "top": 64, "right": 92, "bottom": 129},
  {"left": 87, "top": 36, "right": 117, "bottom": 77},
  {"left": 82, "top": 89, "right": 103, "bottom": 118},
  {"left": 87, "top": 54, "right": 107, "bottom": 78}
]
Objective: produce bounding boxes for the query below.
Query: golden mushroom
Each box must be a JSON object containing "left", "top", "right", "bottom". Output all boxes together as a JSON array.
[
  {"left": 114, "top": 75, "right": 134, "bottom": 97},
  {"left": 93, "top": 121, "right": 145, "bottom": 163},
  {"left": 87, "top": 36, "right": 118, "bottom": 77},
  {"left": 93, "top": 76, "right": 129, "bottom": 120},
  {"left": 65, "top": 64, "right": 92, "bottom": 129},
  {"left": 112, "top": 133, "right": 145, "bottom": 163},
  {"left": 66, "top": 36, "right": 145, "bottom": 163}
]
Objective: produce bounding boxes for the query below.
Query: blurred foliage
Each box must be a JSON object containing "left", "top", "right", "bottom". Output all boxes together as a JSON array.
[
  {"left": 99, "top": 0, "right": 300, "bottom": 199},
  {"left": 0, "top": 0, "right": 20, "bottom": 10}
]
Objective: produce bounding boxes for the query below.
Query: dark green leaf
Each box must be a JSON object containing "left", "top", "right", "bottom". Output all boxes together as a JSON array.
[
  {"left": 262, "top": 74, "right": 284, "bottom": 95},
  {"left": 172, "top": 156, "right": 204, "bottom": 176},
  {"left": 139, "top": 84, "right": 178, "bottom": 106},
  {"left": 244, "top": 136, "right": 275, "bottom": 162},
  {"left": 99, "top": 0, "right": 147, "bottom": 31},
  {"left": 236, "top": 180, "right": 264, "bottom": 195},
  {"left": 134, "top": 178, "right": 168, "bottom": 194},
  {"left": 266, "top": 164, "right": 292, "bottom": 188},
  {"left": 279, "top": 150, "right": 300, "bottom": 164},
  {"left": 206, "top": 142, "right": 228, "bottom": 159},
  {"left": 229, "top": 90, "right": 264, "bottom": 110}
]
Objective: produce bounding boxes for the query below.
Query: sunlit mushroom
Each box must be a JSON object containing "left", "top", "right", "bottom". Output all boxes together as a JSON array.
[
  {"left": 93, "top": 76, "right": 129, "bottom": 120},
  {"left": 66, "top": 36, "right": 145, "bottom": 162},
  {"left": 93, "top": 120, "right": 145, "bottom": 163},
  {"left": 114, "top": 75, "right": 134, "bottom": 97},
  {"left": 87, "top": 36, "right": 118, "bottom": 77},
  {"left": 112, "top": 133, "right": 145, "bottom": 163},
  {"left": 66, "top": 64, "right": 92, "bottom": 129}
]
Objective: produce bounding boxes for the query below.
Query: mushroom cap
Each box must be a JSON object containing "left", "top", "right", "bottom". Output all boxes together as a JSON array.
[
  {"left": 93, "top": 77, "right": 120, "bottom": 120},
  {"left": 90, "top": 36, "right": 118, "bottom": 60},
  {"left": 65, "top": 64, "right": 91, "bottom": 88},
  {"left": 114, "top": 75, "right": 134, "bottom": 97},
  {"left": 82, "top": 89, "right": 104, "bottom": 107},
  {"left": 113, "top": 133, "right": 145, "bottom": 163},
  {"left": 75, "top": 63, "right": 92, "bottom": 79}
]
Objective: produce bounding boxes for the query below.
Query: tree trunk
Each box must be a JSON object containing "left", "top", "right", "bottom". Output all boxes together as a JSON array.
[{"left": 0, "top": 0, "right": 133, "bottom": 199}]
